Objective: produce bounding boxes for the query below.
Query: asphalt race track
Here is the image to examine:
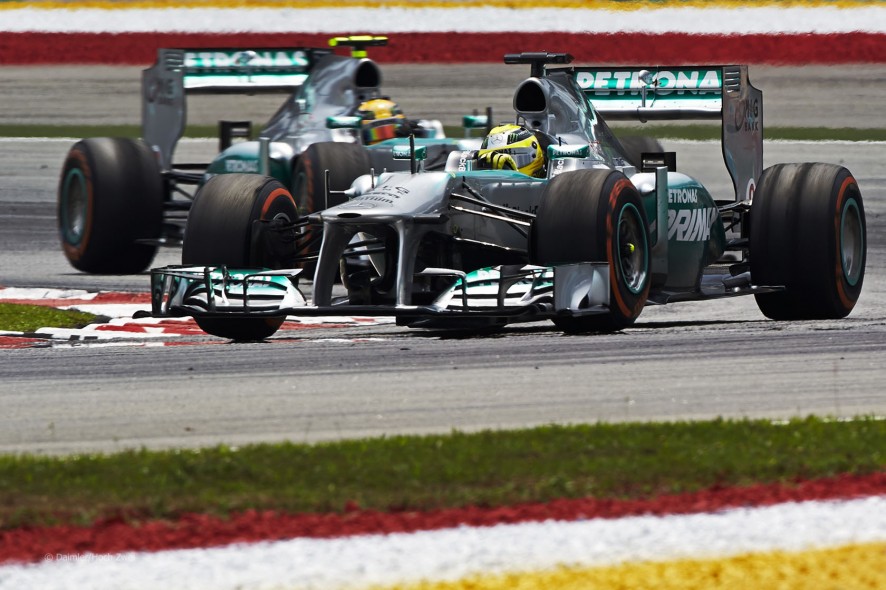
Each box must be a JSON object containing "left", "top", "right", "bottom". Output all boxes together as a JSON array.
[{"left": 0, "top": 65, "right": 884, "bottom": 455}]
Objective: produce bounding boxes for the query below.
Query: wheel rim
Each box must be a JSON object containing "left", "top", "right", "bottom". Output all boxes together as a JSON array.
[
  {"left": 617, "top": 203, "right": 648, "bottom": 294},
  {"left": 840, "top": 197, "right": 864, "bottom": 286},
  {"left": 61, "top": 168, "right": 87, "bottom": 245},
  {"left": 271, "top": 212, "right": 292, "bottom": 223}
]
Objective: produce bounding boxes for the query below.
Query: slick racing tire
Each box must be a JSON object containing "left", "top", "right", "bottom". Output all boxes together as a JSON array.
[
  {"left": 182, "top": 174, "right": 298, "bottom": 340},
  {"left": 291, "top": 143, "right": 372, "bottom": 274},
  {"left": 530, "top": 169, "right": 650, "bottom": 333},
  {"left": 291, "top": 142, "right": 372, "bottom": 214},
  {"left": 57, "top": 137, "right": 163, "bottom": 274},
  {"left": 183, "top": 174, "right": 298, "bottom": 267},
  {"left": 616, "top": 135, "right": 665, "bottom": 169},
  {"left": 751, "top": 163, "right": 866, "bottom": 320}
]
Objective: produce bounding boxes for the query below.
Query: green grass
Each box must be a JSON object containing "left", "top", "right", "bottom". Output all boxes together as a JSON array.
[
  {"left": 0, "top": 124, "right": 219, "bottom": 140},
  {"left": 1, "top": 417, "right": 882, "bottom": 529},
  {"left": 3, "top": 124, "right": 886, "bottom": 142},
  {"left": 0, "top": 303, "right": 97, "bottom": 333}
]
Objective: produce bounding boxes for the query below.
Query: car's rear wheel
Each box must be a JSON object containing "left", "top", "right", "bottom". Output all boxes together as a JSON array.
[
  {"left": 751, "top": 162, "right": 865, "bottom": 319},
  {"left": 182, "top": 174, "right": 297, "bottom": 340},
  {"left": 291, "top": 142, "right": 371, "bottom": 213},
  {"left": 291, "top": 142, "right": 372, "bottom": 273},
  {"left": 57, "top": 137, "right": 163, "bottom": 273},
  {"left": 531, "top": 169, "right": 650, "bottom": 333}
]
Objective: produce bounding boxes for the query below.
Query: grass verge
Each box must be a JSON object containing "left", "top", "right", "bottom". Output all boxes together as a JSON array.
[
  {"left": 0, "top": 124, "right": 218, "bottom": 140},
  {"left": 1, "top": 416, "right": 882, "bottom": 529},
  {"left": 3, "top": 124, "right": 886, "bottom": 143},
  {"left": 0, "top": 303, "right": 96, "bottom": 333}
]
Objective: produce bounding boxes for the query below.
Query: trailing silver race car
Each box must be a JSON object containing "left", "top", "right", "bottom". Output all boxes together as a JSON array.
[
  {"left": 56, "top": 36, "right": 491, "bottom": 274},
  {"left": 147, "top": 52, "right": 866, "bottom": 340}
]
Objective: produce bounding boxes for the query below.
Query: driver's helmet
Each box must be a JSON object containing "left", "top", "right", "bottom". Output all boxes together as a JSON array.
[
  {"left": 357, "top": 98, "right": 405, "bottom": 144},
  {"left": 478, "top": 123, "right": 545, "bottom": 177}
]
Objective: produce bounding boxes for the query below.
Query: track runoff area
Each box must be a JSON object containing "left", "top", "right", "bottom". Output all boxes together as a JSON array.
[
  {"left": 1, "top": 1, "right": 885, "bottom": 589},
  {"left": 1, "top": 1, "right": 886, "bottom": 65}
]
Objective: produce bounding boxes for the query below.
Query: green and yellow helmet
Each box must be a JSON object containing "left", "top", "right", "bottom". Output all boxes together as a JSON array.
[
  {"left": 478, "top": 123, "right": 544, "bottom": 177},
  {"left": 357, "top": 98, "right": 405, "bottom": 144}
]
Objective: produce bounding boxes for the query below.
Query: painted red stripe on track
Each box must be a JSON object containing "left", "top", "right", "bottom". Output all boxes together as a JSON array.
[
  {"left": 89, "top": 320, "right": 201, "bottom": 334},
  {"left": 2, "top": 32, "right": 885, "bottom": 64},
  {"left": 92, "top": 324, "right": 151, "bottom": 333},
  {"left": 1, "top": 472, "right": 882, "bottom": 564},
  {"left": 0, "top": 335, "right": 46, "bottom": 349},
  {"left": 143, "top": 320, "right": 204, "bottom": 334}
]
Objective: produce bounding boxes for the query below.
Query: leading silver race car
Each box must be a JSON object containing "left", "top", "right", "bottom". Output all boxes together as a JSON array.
[{"left": 147, "top": 52, "right": 866, "bottom": 340}]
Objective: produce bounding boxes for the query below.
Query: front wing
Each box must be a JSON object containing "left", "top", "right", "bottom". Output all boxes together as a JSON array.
[{"left": 148, "top": 264, "right": 613, "bottom": 329}]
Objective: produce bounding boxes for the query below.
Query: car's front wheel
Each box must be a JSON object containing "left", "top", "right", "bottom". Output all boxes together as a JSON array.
[
  {"left": 531, "top": 169, "right": 650, "bottom": 333},
  {"left": 182, "top": 174, "right": 298, "bottom": 340}
]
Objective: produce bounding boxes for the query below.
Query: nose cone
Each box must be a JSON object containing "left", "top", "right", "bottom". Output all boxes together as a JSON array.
[{"left": 320, "top": 171, "right": 453, "bottom": 223}]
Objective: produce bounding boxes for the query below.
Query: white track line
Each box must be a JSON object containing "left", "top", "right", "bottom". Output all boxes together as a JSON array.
[{"left": 2, "top": 6, "right": 886, "bottom": 34}]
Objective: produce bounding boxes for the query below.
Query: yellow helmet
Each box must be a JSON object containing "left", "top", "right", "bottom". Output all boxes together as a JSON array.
[
  {"left": 357, "top": 98, "right": 405, "bottom": 144},
  {"left": 478, "top": 124, "right": 544, "bottom": 177}
]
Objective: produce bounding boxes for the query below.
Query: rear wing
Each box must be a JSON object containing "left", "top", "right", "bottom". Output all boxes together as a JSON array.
[
  {"left": 181, "top": 48, "right": 323, "bottom": 93},
  {"left": 142, "top": 37, "right": 392, "bottom": 169},
  {"left": 572, "top": 66, "right": 725, "bottom": 121},
  {"left": 142, "top": 47, "right": 331, "bottom": 169},
  {"left": 562, "top": 65, "right": 763, "bottom": 202}
]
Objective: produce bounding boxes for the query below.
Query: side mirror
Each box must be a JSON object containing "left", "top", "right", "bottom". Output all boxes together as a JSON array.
[{"left": 392, "top": 138, "right": 427, "bottom": 174}]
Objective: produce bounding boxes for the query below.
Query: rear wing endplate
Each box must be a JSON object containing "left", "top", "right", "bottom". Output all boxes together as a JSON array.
[
  {"left": 565, "top": 65, "right": 763, "bottom": 202},
  {"left": 141, "top": 47, "right": 329, "bottom": 169}
]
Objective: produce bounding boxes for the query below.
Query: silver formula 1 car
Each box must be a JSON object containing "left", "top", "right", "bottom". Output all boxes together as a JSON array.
[
  {"left": 147, "top": 52, "right": 866, "bottom": 340},
  {"left": 56, "top": 36, "right": 489, "bottom": 274}
]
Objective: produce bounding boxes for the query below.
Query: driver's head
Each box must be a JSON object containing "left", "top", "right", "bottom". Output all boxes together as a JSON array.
[
  {"left": 357, "top": 98, "right": 405, "bottom": 144},
  {"left": 478, "top": 123, "right": 544, "bottom": 177}
]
